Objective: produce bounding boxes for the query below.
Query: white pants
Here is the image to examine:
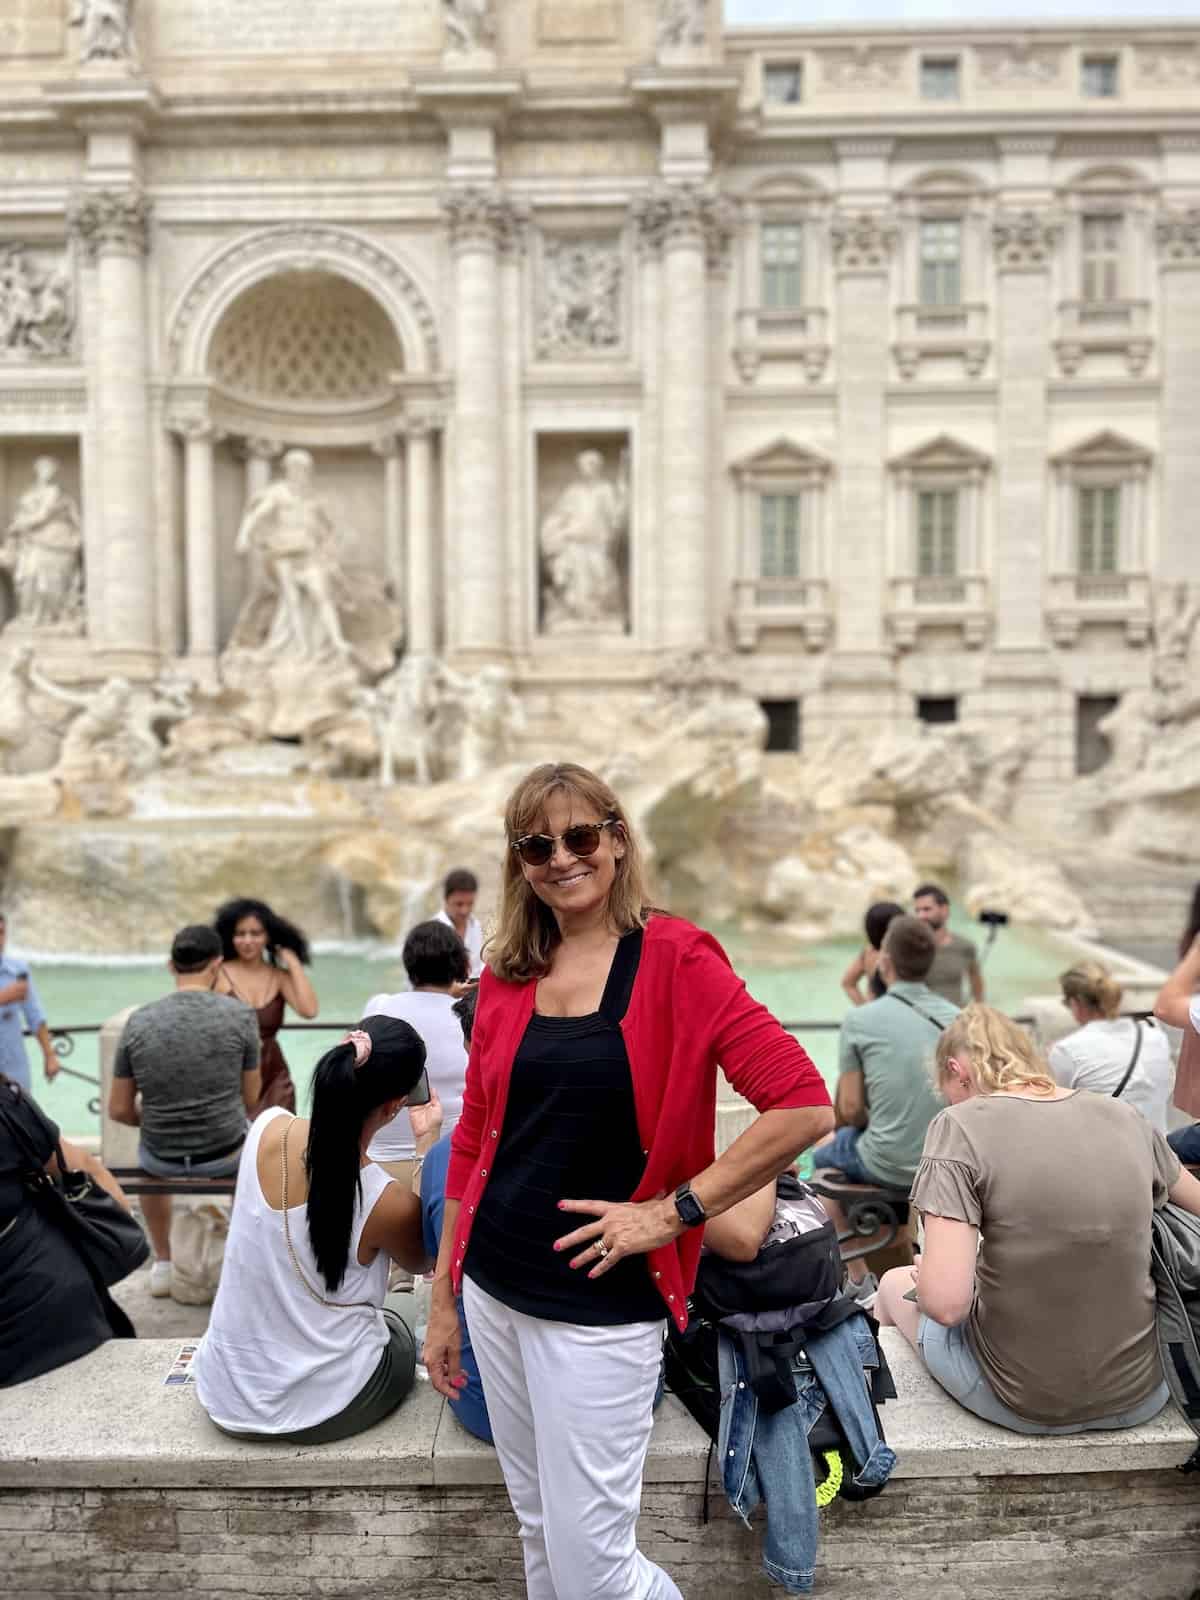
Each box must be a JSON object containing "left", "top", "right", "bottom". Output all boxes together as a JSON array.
[{"left": 462, "top": 1276, "right": 682, "bottom": 1600}]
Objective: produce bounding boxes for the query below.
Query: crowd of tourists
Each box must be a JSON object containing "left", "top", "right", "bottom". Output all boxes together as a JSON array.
[{"left": 2, "top": 766, "right": 1199, "bottom": 1599}]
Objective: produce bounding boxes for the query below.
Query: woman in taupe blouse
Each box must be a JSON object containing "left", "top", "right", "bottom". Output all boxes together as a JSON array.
[{"left": 877, "top": 1004, "right": 1200, "bottom": 1434}]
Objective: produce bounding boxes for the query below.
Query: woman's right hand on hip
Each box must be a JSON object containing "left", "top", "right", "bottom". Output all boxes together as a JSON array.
[{"left": 423, "top": 1293, "right": 466, "bottom": 1401}]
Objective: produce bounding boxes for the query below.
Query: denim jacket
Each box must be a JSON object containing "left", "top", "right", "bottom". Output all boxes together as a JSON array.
[{"left": 717, "top": 1312, "right": 896, "bottom": 1596}]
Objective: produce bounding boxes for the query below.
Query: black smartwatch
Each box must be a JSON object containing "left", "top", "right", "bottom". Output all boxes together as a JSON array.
[{"left": 673, "top": 1181, "right": 707, "bottom": 1229}]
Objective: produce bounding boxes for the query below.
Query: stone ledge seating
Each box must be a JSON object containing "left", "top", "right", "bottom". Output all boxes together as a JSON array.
[
  {"left": 107, "top": 1166, "right": 237, "bottom": 1199},
  {"left": 1, "top": 1327, "right": 1196, "bottom": 1600}
]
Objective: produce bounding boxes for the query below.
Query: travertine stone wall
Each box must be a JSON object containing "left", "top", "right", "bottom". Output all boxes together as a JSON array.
[{"left": 2, "top": 1471, "right": 1198, "bottom": 1600}]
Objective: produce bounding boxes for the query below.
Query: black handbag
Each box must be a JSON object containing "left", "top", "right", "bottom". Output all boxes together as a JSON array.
[{"left": 0, "top": 1091, "right": 149, "bottom": 1334}]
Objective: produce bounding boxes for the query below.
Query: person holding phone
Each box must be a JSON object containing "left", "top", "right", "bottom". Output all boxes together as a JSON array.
[{"left": 194, "top": 1015, "right": 437, "bottom": 1444}]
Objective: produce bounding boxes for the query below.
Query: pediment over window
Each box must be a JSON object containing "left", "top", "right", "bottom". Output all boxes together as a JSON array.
[
  {"left": 731, "top": 437, "right": 834, "bottom": 481},
  {"left": 888, "top": 434, "right": 991, "bottom": 474},
  {"left": 1051, "top": 430, "right": 1153, "bottom": 470}
]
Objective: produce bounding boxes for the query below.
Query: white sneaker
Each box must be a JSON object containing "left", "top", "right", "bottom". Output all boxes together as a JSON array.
[
  {"left": 148, "top": 1259, "right": 172, "bottom": 1298},
  {"left": 844, "top": 1270, "right": 879, "bottom": 1311}
]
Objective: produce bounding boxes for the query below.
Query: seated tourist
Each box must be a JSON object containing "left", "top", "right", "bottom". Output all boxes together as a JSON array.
[
  {"left": 839, "top": 900, "right": 905, "bottom": 1008},
  {"left": 1154, "top": 932, "right": 1200, "bottom": 1166},
  {"left": 365, "top": 920, "right": 471, "bottom": 1191},
  {"left": 1, "top": 1073, "right": 134, "bottom": 1387},
  {"left": 108, "top": 925, "right": 261, "bottom": 1298},
  {"left": 877, "top": 1004, "right": 1200, "bottom": 1434},
  {"left": 418, "top": 985, "right": 491, "bottom": 1442},
  {"left": 194, "top": 1015, "right": 434, "bottom": 1444},
  {"left": 1050, "top": 962, "right": 1172, "bottom": 1134},
  {"left": 813, "top": 914, "right": 955, "bottom": 1304}
]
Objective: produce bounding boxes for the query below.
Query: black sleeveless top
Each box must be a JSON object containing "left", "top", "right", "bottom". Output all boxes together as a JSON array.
[{"left": 465, "top": 930, "right": 664, "bottom": 1325}]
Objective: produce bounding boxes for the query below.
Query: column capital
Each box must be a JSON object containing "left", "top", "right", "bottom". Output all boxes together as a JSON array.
[
  {"left": 405, "top": 411, "right": 444, "bottom": 440},
  {"left": 1156, "top": 207, "right": 1200, "bottom": 268},
  {"left": 441, "top": 186, "right": 527, "bottom": 254},
  {"left": 68, "top": 185, "right": 150, "bottom": 260},
  {"left": 168, "top": 415, "right": 216, "bottom": 443},
  {"left": 830, "top": 210, "right": 897, "bottom": 275},
  {"left": 632, "top": 183, "right": 734, "bottom": 260},
  {"left": 993, "top": 209, "right": 1061, "bottom": 272},
  {"left": 371, "top": 433, "right": 403, "bottom": 459}
]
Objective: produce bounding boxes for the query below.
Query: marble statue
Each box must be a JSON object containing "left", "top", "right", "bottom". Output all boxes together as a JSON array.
[
  {"left": 657, "top": 0, "right": 706, "bottom": 50},
  {"left": 1151, "top": 581, "right": 1200, "bottom": 724},
  {"left": 537, "top": 238, "right": 622, "bottom": 358},
  {"left": 233, "top": 449, "right": 354, "bottom": 662},
  {"left": 539, "top": 449, "right": 628, "bottom": 633},
  {"left": 376, "top": 654, "right": 447, "bottom": 787},
  {"left": 450, "top": 664, "right": 525, "bottom": 782},
  {"left": 69, "top": 0, "right": 138, "bottom": 65},
  {"left": 29, "top": 671, "right": 135, "bottom": 784},
  {"left": 0, "top": 248, "right": 73, "bottom": 360},
  {"left": 0, "top": 647, "right": 35, "bottom": 772},
  {"left": 444, "top": 0, "right": 494, "bottom": 53},
  {"left": 0, "top": 458, "right": 83, "bottom": 630}
]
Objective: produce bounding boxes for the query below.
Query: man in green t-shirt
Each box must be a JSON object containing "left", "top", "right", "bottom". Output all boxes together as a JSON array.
[
  {"left": 913, "top": 882, "right": 984, "bottom": 1006},
  {"left": 812, "top": 915, "right": 958, "bottom": 1301}
]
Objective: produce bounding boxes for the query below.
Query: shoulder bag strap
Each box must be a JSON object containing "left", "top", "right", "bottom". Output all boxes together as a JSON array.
[
  {"left": 1112, "top": 1020, "right": 1145, "bottom": 1101},
  {"left": 886, "top": 990, "right": 946, "bottom": 1033},
  {"left": 279, "top": 1116, "right": 375, "bottom": 1312}
]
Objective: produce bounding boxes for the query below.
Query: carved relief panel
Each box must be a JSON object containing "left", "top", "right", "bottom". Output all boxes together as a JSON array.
[
  {"left": 535, "top": 233, "right": 625, "bottom": 362},
  {"left": 0, "top": 245, "right": 76, "bottom": 362}
]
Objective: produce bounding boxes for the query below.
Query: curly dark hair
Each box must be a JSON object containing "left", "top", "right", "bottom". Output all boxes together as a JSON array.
[{"left": 214, "top": 898, "right": 312, "bottom": 966}]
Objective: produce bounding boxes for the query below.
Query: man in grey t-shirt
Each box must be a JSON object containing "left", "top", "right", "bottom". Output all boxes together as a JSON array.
[
  {"left": 109, "top": 925, "right": 261, "bottom": 1296},
  {"left": 913, "top": 883, "right": 984, "bottom": 1006}
]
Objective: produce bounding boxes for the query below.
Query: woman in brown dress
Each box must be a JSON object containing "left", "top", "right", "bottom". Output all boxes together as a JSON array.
[{"left": 213, "top": 899, "right": 319, "bottom": 1115}]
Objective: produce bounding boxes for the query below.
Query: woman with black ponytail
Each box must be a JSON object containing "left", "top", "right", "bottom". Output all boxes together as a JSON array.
[{"left": 194, "top": 1014, "right": 436, "bottom": 1444}]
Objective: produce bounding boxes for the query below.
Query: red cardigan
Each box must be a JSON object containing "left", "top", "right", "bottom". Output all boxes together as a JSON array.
[{"left": 445, "top": 913, "right": 831, "bottom": 1331}]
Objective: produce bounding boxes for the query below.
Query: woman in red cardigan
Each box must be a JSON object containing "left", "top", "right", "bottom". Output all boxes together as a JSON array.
[{"left": 423, "top": 762, "right": 832, "bottom": 1600}]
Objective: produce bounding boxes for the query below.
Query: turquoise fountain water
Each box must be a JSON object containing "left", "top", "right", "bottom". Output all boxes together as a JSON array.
[{"left": 17, "top": 909, "right": 1083, "bottom": 1141}]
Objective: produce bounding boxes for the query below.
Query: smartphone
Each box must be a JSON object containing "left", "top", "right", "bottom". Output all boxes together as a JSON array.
[{"left": 406, "top": 1068, "right": 432, "bottom": 1107}]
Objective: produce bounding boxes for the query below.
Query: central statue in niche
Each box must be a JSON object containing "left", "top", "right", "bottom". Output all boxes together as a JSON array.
[
  {"left": 233, "top": 448, "right": 353, "bottom": 661},
  {"left": 539, "top": 447, "right": 629, "bottom": 634}
]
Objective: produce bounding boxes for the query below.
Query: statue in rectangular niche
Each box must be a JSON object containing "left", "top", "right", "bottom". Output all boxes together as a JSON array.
[
  {"left": 0, "top": 458, "right": 83, "bottom": 633},
  {"left": 538, "top": 443, "right": 629, "bottom": 635}
]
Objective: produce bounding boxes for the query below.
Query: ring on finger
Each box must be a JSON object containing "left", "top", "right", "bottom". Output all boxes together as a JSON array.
[{"left": 595, "top": 1240, "right": 611, "bottom": 1260}]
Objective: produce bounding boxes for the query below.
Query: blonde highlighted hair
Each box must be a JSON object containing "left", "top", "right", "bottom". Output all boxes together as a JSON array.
[
  {"left": 488, "top": 763, "right": 651, "bottom": 985},
  {"left": 1059, "top": 960, "right": 1122, "bottom": 1020},
  {"left": 935, "top": 1004, "right": 1057, "bottom": 1098}
]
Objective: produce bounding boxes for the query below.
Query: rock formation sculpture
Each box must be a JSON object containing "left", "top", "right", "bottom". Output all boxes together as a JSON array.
[
  {"left": 0, "top": 458, "right": 83, "bottom": 631},
  {"left": 539, "top": 448, "right": 628, "bottom": 633},
  {"left": 451, "top": 664, "right": 525, "bottom": 782}
]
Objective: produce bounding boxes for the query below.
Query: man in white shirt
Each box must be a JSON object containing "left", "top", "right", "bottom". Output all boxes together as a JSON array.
[
  {"left": 434, "top": 868, "right": 485, "bottom": 981},
  {"left": 1154, "top": 934, "right": 1200, "bottom": 1164}
]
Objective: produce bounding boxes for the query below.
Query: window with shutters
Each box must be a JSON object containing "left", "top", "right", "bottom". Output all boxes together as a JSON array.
[
  {"left": 919, "top": 219, "right": 962, "bottom": 307},
  {"left": 1081, "top": 214, "right": 1123, "bottom": 302},
  {"left": 760, "top": 492, "right": 803, "bottom": 579},
  {"left": 761, "top": 222, "right": 804, "bottom": 311},
  {"left": 1076, "top": 485, "right": 1120, "bottom": 574},
  {"left": 916, "top": 489, "right": 959, "bottom": 577}
]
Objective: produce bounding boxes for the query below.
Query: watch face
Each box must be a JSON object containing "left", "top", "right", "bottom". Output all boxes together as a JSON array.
[{"left": 675, "top": 1188, "right": 704, "bottom": 1228}]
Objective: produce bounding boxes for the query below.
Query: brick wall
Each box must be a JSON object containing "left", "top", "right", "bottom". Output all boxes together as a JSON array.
[{"left": 3, "top": 1469, "right": 1198, "bottom": 1600}]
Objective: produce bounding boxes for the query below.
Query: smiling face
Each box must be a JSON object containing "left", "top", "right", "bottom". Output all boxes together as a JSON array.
[
  {"left": 233, "top": 914, "right": 269, "bottom": 963},
  {"left": 519, "top": 790, "right": 625, "bottom": 929}
]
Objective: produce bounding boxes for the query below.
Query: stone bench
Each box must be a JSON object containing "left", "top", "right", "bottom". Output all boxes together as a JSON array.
[{"left": 0, "top": 1330, "right": 1197, "bottom": 1600}]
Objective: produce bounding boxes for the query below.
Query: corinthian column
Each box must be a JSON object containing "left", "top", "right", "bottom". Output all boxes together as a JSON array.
[
  {"left": 69, "top": 186, "right": 154, "bottom": 656},
  {"left": 172, "top": 418, "right": 219, "bottom": 666},
  {"left": 405, "top": 415, "right": 439, "bottom": 656},
  {"left": 635, "top": 185, "right": 727, "bottom": 649},
  {"left": 442, "top": 187, "right": 524, "bottom": 655}
]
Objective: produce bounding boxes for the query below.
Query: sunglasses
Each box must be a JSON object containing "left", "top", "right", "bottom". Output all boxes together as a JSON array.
[{"left": 511, "top": 818, "right": 620, "bottom": 868}]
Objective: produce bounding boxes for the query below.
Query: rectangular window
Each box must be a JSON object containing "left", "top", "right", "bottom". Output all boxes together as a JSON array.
[
  {"left": 917, "top": 696, "right": 959, "bottom": 726},
  {"left": 761, "top": 221, "right": 804, "bottom": 310},
  {"left": 1077, "top": 485, "right": 1121, "bottom": 574},
  {"left": 919, "top": 219, "right": 962, "bottom": 307},
  {"left": 1082, "top": 55, "right": 1120, "bottom": 98},
  {"left": 764, "top": 62, "right": 803, "bottom": 105},
  {"left": 916, "top": 488, "right": 959, "bottom": 577},
  {"left": 760, "top": 492, "right": 803, "bottom": 579},
  {"left": 761, "top": 699, "right": 801, "bottom": 752},
  {"left": 921, "top": 56, "right": 960, "bottom": 101},
  {"left": 1081, "top": 213, "right": 1123, "bottom": 302},
  {"left": 1076, "top": 695, "right": 1119, "bottom": 776}
]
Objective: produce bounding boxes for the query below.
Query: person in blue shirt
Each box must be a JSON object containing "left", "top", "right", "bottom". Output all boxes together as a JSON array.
[
  {"left": 419, "top": 987, "right": 491, "bottom": 1444},
  {"left": 0, "top": 912, "right": 58, "bottom": 1096}
]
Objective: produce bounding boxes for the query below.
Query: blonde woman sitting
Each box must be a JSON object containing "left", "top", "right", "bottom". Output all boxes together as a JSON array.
[
  {"left": 877, "top": 1004, "right": 1200, "bottom": 1435},
  {"left": 1050, "top": 962, "right": 1172, "bottom": 1135}
]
